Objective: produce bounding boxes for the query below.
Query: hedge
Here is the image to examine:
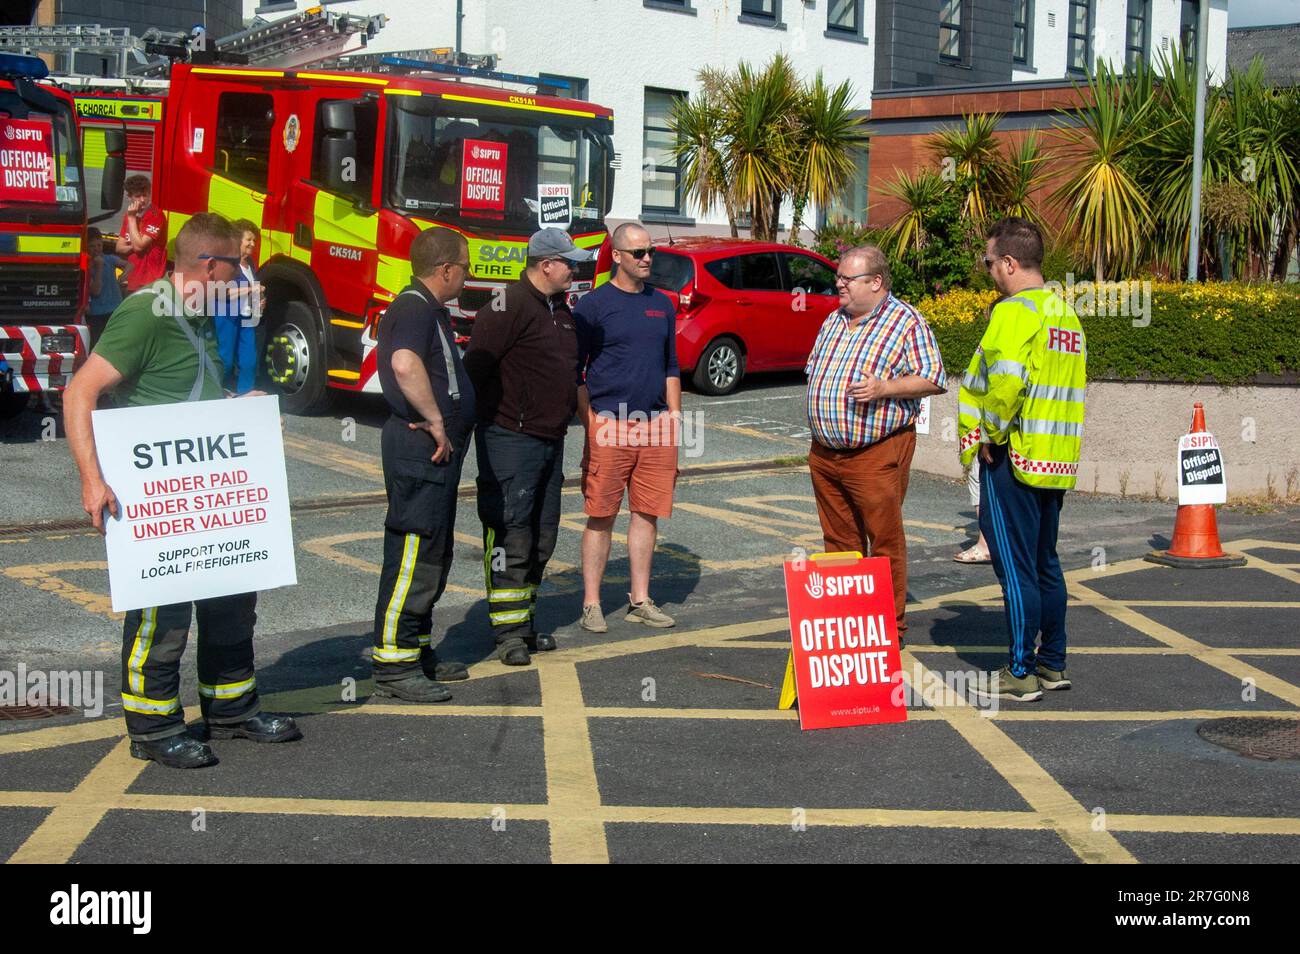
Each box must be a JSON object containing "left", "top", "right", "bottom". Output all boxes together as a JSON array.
[{"left": 915, "top": 282, "right": 1300, "bottom": 385}]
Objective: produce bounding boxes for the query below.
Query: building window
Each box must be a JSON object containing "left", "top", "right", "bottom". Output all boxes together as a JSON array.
[
  {"left": 827, "top": 0, "right": 861, "bottom": 34},
  {"left": 538, "top": 74, "right": 589, "bottom": 101},
  {"left": 939, "top": 0, "right": 968, "bottom": 64},
  {"left": 1180, "top": 0, "right": 1199, "bottom": 59},
  {"left": 643, "top": 88, "right": 684, "bottom": 215},
  {"left": 643, "top": 0, "right": 696, "bottom": 14},
  {"left": 1067, "top": 0, "right": 1092, "bottom": 75},
  {"left": 1013, "top": 0, "right": 1033, "bottom": 66},
  {"left": 741, "top": 0, "right": 778, "bottom": 21},
  {"left": 1125, "top": 0, "right": 1150, "bottom": 71}
]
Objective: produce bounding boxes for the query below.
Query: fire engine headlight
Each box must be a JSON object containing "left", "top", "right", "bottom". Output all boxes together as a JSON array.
[{"left": 40, "top": 333, "right": 75, "bottom": 355}]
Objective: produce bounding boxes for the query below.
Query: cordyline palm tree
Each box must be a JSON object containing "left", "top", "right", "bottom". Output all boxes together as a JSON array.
[
  {"left": 1225, "top": 58, "right": 1300, "bottom": 279},
  {"left": 673, "top": 55, "right": 865, "bottom": 242},
  {"left": 876, "top": 168, "right": 947, "bottom": 259},
  {"left": 1053, "top": 59, "right": 1157, "bottom": 281},
  {"left": 996, "top": 130, "right": 1049, "bottom": 225},
  {"left": 671, "top": 67, "right": 740, "bottom": 237},
  {"left": 724, "top": 55, "right": 801, "bottom": 241},
  {"left": 927, "top": 112, "right": 1007, "bottom": 226},
  {"left": 788, "top": 71, "right": 868, "bottom": 240},
  {"left": 1134, "top": 48, "right": 1234, "bottom": 278}
]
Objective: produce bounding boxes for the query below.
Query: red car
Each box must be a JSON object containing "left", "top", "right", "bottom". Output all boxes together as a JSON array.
[{"left": 646, "top": 238, "right": 841, "bottom": 395}]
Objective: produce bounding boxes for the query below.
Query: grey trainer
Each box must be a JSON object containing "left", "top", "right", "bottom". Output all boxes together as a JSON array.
[
  {"left": 580, "top": 603, "right": 608, "bottom": 633},
  {"left": 626, "top": 596, "right": 675, "bottom": 629}
]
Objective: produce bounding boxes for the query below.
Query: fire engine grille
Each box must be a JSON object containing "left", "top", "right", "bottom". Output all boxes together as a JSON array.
[
  {"left": 0, "top": 264, "right": 82, "bottom": 319},
  {"left": 1197, "top": 717, "right": 1300, "bottom": 761}
]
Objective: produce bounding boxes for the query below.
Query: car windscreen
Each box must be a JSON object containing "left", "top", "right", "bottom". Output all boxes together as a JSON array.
[
  {"left": 387, "top": 96, "right": 611, "bottom": 232},
  {"left": 0, "top": 90, "right": 84, "bottom": 218}
]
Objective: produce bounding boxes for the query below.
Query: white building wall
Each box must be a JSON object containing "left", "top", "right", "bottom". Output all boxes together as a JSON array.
[
  {"left": 1013, "top": 1, "right": 1227, "bottom": 82},
  {"left": 246, "top": 0, "right": 877, "bottom": 230}
]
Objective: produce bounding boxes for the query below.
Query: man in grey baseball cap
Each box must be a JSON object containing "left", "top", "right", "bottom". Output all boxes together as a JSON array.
[
  {"left": 463, "top": 227, "right": 595, "bottom": 665},
  {"left": 528, "top": 227, "right": 597, "bottom": 263}
]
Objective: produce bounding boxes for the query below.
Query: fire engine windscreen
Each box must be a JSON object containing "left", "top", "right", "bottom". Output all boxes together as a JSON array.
[
  {"left": 387, "top": 97, "right": 611, "bottom": 229},
  {"left": 0, "top": 91, "right": 83, "bottom": 215}
]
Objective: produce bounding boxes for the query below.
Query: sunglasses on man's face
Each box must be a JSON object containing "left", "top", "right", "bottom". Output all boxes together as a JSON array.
[
  {"left": 618, "top": 247, "right": 655, "bottom": 260},
  {"left": 199, "top": 253, "right": 242, "bottom": 267}
]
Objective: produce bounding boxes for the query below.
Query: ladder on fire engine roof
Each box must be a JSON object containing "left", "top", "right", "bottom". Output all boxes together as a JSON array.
[{"left": 0, "top": 7, "right": 387, "bottom": 81}]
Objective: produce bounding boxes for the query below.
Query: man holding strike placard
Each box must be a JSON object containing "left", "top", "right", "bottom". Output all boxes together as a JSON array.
[{"left": 65, "top": 213, "right": 301, "bottom": 769}]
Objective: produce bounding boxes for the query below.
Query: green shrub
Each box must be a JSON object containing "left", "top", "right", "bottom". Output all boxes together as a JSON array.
[{"left": 918, "top": 282, "right": 1300, "bottom": 384}]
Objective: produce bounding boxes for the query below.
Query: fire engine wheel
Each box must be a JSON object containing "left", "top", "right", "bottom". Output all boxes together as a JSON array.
[
  {"left": 692, "top": 337, "right": 745, "bottom": 396},
  {"left": 267, "top": 300, "right": 331, "bottom": 415}
]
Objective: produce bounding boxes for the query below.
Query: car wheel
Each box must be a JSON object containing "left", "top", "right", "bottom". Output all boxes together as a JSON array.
[{"left": 692, "top": 337, "right": 744, "bottom": 396}]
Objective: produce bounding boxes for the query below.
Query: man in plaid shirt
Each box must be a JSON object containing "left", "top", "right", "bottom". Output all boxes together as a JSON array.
[{"left": 805, "top": 245, "right": 946, "bottom": 642}]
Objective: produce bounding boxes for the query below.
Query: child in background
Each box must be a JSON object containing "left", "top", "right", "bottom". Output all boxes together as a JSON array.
[
  {"left": 85, "top": 227, "right": 124, "bottom": 346},
  {"left": 214, "top": 218, "right": 263, "bottom": 394}
]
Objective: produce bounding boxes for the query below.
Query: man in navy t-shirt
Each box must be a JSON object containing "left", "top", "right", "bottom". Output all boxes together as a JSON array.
[{"left": 574, "top": 221, "right": 681, "bottom": 633}]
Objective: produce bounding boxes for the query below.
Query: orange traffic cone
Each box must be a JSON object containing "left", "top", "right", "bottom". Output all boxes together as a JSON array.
[{"left": 1146, "top": 403, "right": 1246, "bottom": 569}]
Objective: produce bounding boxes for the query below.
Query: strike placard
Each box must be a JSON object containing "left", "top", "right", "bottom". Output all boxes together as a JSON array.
[
  {"left": 461, "top": 138, "right": 507, "bottom": 212},
  {"left": 538, "top": 183, "right": 572, "bottom": 228},
  {"left": 92, "top": 395, "right": 297, "bottom": 611},
  {"left": 1177, "top": 431, "right": 1227, "bottom": 505},
  {"left": 0, "top": 118, "right": 57, "bottom": 204},
  {"left": 783, "top": 556, "right": 906, "bottom": 730},
  {"left": 915, "top": 395, "right": 931, "bottom": 435}
]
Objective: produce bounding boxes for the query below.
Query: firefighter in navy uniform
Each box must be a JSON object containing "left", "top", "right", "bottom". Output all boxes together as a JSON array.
[
  {"left": 64, "top": 213, "right": 301, "bottom": 770},
  {"left": 464, "top": 229, "right": 594, "bottom": 666},
  {"left": 370, "top": 229, "right": 477, "bottom": 701}
]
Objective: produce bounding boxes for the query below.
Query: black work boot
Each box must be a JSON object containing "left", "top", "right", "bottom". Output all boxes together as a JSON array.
[
  {"left": 202, "top": 712, "right": 303, "bottom": 743},
  {"left": 130, "top": 734, "right": 218, "bottom": 769},
  {"left": 421, "top": 646, "right": 469, "bottom": 681},
  {"left": 524, "top": 632, "right": 558, "bottom": 652},
  {"left": 498, "top": 637, "right": 531, "bottom": 666},
  {"left": 372, "top": 674, "right": 453, "bottom": 703}
]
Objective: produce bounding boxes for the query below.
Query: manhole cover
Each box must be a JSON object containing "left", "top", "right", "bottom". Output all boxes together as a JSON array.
[
  {"left": 0, "top": 705, "right": 75, "bottom": 721},
  {"left": 1197, "top": 717, "right": 1300, "bottom": 761}
]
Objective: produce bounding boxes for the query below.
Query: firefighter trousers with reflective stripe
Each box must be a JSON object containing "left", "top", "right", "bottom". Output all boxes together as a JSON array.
[
  {"left": 475, "top": 423, "right": 564, "bottom": 643},
  {"left": 372, "top": 413, "right": 469, "bottom": 680},
  {"left": 120, "top": 593, "right": 259, "bottom": 741},
  {"left": 978, "top": 444, "right": 1069, "bottom": 677}
]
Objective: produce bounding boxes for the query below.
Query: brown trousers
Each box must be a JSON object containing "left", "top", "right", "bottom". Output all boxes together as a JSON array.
[{"left": 808, "top": 426, "right": 916, "bottom": 632}]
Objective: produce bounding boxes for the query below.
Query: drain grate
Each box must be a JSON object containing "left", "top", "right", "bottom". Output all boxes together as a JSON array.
[
  {"left": 1197, "top": 717, "right": 1300, "bottom": 761},
  {"left": 0, "top": 705, "right": 75, "bottom": 721}
]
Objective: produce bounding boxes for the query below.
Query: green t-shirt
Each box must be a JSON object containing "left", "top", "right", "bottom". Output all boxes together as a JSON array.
[{"left": 93, "top": 280, "right": 226, "bottom": 407}]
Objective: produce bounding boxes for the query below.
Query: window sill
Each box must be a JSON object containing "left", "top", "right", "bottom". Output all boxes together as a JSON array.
[
  {"left": 1013, "top": 63, "right": 1037, "bottom": 73},
  {"left": 739, "top": 14, "right": 786, "bottom": 29},
  {"left": 641, "top": 211, "right": 697, "bottom": 226},
  {"left": 824, "top": 28, "right": 869, "bottom": 45},
  {"left": 643, "top": 0, "right": 697, "bottom": 15}
]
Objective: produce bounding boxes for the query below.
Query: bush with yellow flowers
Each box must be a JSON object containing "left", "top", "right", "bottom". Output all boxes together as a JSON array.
[{"left": 917, "top": 282, "right": 1300, "bottom": 384}]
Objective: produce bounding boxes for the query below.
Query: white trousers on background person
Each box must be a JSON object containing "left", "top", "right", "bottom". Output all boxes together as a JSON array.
[{"left": 967, "top": 457, "right": 981, "bottom": 508}]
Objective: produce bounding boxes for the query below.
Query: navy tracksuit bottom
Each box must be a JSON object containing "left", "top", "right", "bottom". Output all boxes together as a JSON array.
[{"left": 978, "top": 443, "right": 1069, "bottom": 678}]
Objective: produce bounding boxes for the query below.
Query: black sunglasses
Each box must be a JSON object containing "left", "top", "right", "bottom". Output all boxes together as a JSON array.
[
  {"left": 199, "top": 253, "right": 242, "bottom": 267},
  {"left": 618, "top": 247, "right": 655, "bottom": 260}
]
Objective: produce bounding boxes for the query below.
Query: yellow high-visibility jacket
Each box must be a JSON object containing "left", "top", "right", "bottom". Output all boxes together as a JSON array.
[{"left": 958, "top": 288, "right": 1087, "bottom": 490}]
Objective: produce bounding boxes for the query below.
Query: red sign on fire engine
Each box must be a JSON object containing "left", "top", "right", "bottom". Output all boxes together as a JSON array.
[
  {"left": 783, "top": 555, "right": 907, "bottom": 730},
  {"left": 461, "top": 138, "right": 507, "bottom": 213},
  {"left": 0, "top": 118, "right": 57, "bottom": 204}
]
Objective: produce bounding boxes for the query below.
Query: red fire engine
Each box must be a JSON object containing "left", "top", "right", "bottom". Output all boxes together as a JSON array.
[
  {"left": 0, "top": 53, "right": 123, "bottom": 416},
  {"left": 76, "top": 61, "right": 615, "bottom": 413}
]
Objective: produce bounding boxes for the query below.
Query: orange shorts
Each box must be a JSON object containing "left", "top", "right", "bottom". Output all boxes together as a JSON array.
[{"left": 581, "top": 413, "right": 679, "bottom": 518}]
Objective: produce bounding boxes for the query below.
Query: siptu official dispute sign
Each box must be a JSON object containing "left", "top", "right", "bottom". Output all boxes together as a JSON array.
[
  {"left": 1177, "top": 431, "right": 1227, "bottom": 506},
  {"left": 461, "top": 138, "right": 508, "bottom": 213},
  {"left": 92, "top": 395, "right": 297, "bottom": 612},
  {"left": 0, "top": 117, "right": 57, "bottom": 204},
  {"left": 538, "top": 183, "right": 572, "bottom": 228},
  {"left": 783, "top": 555, "right": 907, "bottom": 730}
]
